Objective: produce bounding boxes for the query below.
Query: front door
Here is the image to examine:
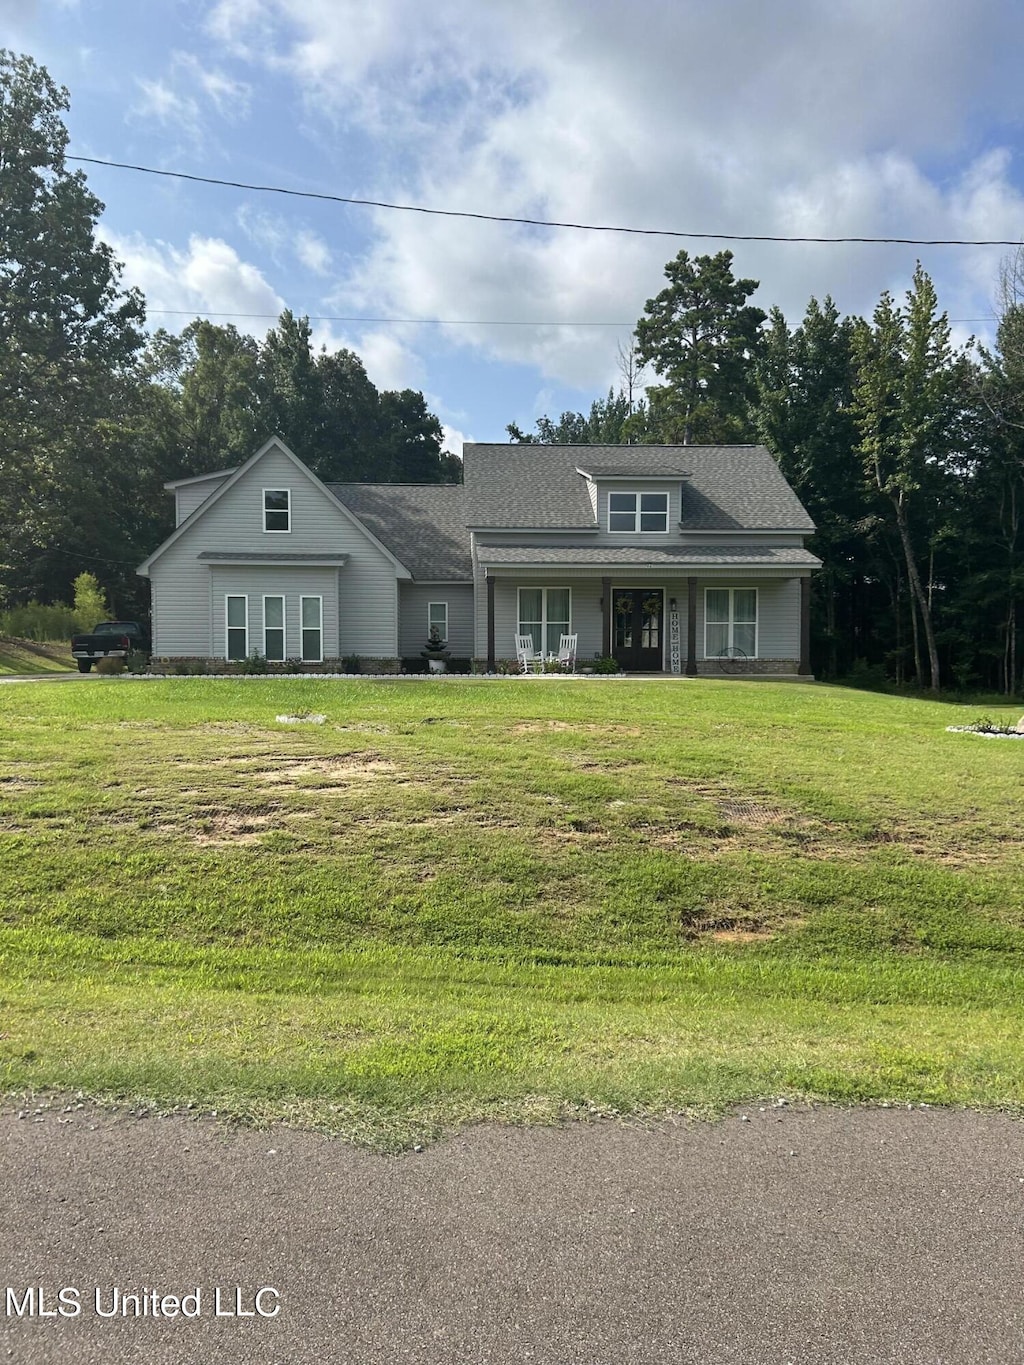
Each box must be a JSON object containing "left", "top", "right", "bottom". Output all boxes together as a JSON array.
[{"left": 612, "top": 588, "right": 664, "bottom": 671}]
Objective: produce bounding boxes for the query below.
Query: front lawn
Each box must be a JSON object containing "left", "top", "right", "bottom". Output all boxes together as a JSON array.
[{"left": 1, "top": 678, "right": 1022, "bottom": 1147}]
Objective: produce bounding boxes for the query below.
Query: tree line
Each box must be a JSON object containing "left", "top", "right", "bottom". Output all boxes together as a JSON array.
[
  {"left": 2, "top": 49, "right": 1021, "bottom": 691},
  {"left": 510, "top": 251, "right": 1024, "bottom": 695},
  {"left": 0, "top": 51, "right": 459, "bottom": 623}
]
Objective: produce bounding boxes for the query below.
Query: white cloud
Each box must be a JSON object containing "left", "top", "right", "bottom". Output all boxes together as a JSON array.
[
  {"left": 440, "top": 424, "right": 468, "bottom": 458},
  {"left": 101, "top": 230, "right": 285, "bottom": 332},
  {"left": 173, "top": 51, "right": 251, "bottom": 118},
  {"left": 354, "top": 329, "right": 425, "bottom": 391},
  {"left": 132, "top": 78, "right": 202, "bottom": 139},
  {"left": 236, "top": 210, "right": 334, "bottom": 279},
  {"left": 295, "top": 230, "right": 332, "bottom": 275},
  {"left": 130, "top": 50, "right": 251, "bottom": 145},
  {"left": 203, "top": 0, "right": 1024, "bottom": 388},
  {"left": 236, "top": 204, "right": 290, "bottom": 257}
]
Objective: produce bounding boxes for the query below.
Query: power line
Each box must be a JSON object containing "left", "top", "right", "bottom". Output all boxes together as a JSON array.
[
  {"left": 145, "top": 306, "right": 997, "bottom": 327},
  {"left": 70, "top": 155, "right": 1024, "bottom": 247},
  {"left": 145, "top": 308, "right": 634, "bottom": 326}
]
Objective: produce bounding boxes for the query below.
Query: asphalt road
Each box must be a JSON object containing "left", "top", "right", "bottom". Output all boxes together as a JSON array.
[{"left": 2, "top": 1103, "right": 1024, "bottom": 1364}]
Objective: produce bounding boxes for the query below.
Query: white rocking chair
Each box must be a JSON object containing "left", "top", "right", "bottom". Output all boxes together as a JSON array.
[
  {"left": 556, "top": 633, "right": 578, "bottom": 672},
  {"left": 515, "top": 633, "right": 543, "bottom": 673}
]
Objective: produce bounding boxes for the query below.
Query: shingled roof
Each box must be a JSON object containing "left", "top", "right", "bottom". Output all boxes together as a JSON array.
[
  {"left": 328, "top": 483, "right": 472, "bottom": 580},
  {"left": 463, "top": 444, "right": 814, "bottom": 532},
  {"left": 477, "top": 544, "right": 821, "bottom": 568}
]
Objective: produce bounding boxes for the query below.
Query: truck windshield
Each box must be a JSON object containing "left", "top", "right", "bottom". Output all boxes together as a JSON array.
[{"left": 92, "top": 623, "right": 132, "bottom": 634}]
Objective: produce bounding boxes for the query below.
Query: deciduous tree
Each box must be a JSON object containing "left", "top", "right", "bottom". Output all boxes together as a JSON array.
[{"left": 0, "top": 49, "right": 145, "bottom": 605}]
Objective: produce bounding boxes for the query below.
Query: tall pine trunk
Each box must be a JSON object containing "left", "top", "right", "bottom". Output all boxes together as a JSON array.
[{"left": 893, "top": 494, "right": 941, "bottom": 691}]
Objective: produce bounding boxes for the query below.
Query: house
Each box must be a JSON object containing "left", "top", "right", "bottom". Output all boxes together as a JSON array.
[{"left": 137, "top": 436, "right": 820, "bottom": 675}]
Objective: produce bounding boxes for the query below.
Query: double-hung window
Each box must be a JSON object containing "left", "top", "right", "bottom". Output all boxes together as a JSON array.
[
  {"left": 263, "top": 595, "right": 285, "bottom": 661},
  {"left": 705, "top": 588, "right": 757, "bottom": 658},
  {"left": 518, "top": 587, "right": 571, "bottom": 656},
  {"left": 300, "top": 596, "right": 323, "bottom": 662},
  {"left": 226, "top": 595, "right": 248, "bottom": 660},
  {"left": 427, "top": 601, "right": 448, "bottom": 644},
  {"left": 263, "top": 488, "right": 290, "bottom": 532},
  {"left": 608, "top": 491, "right": 669, "bottom": 533}
]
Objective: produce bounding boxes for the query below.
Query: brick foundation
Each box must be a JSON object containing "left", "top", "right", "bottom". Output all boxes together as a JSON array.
[
  {"left": 694, "top": 657, "right": 801, "bottom": 676},
  {"left": 151, "top": 657, "right": 401, "bottom": 675}
]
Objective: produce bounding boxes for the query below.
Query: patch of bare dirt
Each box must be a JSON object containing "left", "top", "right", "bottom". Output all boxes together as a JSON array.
[
  {"left": 259, "top": 756, "right": 399, "bottom": 786},
  {"left": 511, "top": 721, "right": 643, "bottom": 737},
  {"left": 718, "top": 799, "right": 791, "bottom": 826},
  {"left": 537, "top": 827, "right": 610, "bottom": 846}
]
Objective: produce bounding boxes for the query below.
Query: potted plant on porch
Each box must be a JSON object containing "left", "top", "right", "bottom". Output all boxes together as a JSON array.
[{"left": 420, "top": 625, "right": 451, "bottom": 673}]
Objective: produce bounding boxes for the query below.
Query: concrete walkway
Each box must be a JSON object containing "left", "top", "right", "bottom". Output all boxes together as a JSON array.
[{"left": 2, "top": 1103, "right": 1023, "bottom": 1364}]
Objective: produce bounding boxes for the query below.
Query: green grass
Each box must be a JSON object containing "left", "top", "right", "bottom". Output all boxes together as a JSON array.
[
  {"left": 1, "top": 676, "right": 1022, "bottom": 1147},
  {"left": 0, "top": 636, "right": 73, "bottom": 675}
]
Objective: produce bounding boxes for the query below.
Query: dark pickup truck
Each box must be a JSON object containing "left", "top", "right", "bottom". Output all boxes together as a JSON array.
[{"left": 71, "top": 621, "right": 150, "bottom": 672}]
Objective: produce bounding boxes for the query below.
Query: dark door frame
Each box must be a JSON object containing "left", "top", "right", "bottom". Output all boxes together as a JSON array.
[{"left": 611, "top": 586, "right": 665, "bottom": 671}]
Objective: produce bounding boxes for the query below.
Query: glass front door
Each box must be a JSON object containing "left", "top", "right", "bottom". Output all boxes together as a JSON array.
[{"left": 612, "top": 588, "right": 664, "bottom": 671}]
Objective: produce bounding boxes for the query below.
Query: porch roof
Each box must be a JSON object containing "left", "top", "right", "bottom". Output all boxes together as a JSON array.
[
  {"left": 477, "top": 543, "right": 821, "bottom": 569},
  {"left": 197, "top": 551, "right": 350, "bottom": 564}
]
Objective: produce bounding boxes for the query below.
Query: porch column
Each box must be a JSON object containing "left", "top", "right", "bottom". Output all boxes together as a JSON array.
[
  {"left": 798, "top": 576, "right": 812, "bottom": 676},
  {"left": 486, "top": 573, "right": 496, "bottom": 672},
  {"left": 601, "top": 577, "right": 611, "bottom": 657},
  {"left": 685, "top": 577, "right": 698, "bottom": 676}
]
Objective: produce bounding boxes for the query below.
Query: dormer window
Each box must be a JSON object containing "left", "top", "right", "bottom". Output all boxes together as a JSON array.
[
  {"left": 608, "top": 491, "right": 668, "bottom": 533},
  {"left": 263, "top": 488, "right": 290, "bottom": 533}
]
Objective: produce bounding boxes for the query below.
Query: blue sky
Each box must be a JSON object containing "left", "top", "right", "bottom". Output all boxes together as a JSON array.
[{"left": 4, "top": 0, "right": 1024, "bottom": 456}]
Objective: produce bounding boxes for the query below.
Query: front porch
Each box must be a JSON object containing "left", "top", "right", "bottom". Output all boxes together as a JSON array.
[{"left": 480, "top": 569, "right": 813, "bottom": 676}]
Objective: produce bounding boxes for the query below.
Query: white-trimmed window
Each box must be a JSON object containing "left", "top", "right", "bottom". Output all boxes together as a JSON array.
[
  {"left": 263, "top": 488, "right": 291, "bottom": 533},
  {"left": 428, "top": 601, "right": 448, "bottom": 644},
  {"left": 300, "top": 595, "right": 323, "bottom": 662},
  {"left": 226, "top": 595, "right": 248, "bottom": 660},
  {"left": 263, "top": 595, "right": 285, "bottom": 662},
  {"left": 518, "top": 587, "right": 571, "bottom": 656},
  {"left": 608, "top": 491, "right": 669, "bottom": 533},
  {"left": 705, "top": 587, "right": 757, "bottom": 658}
]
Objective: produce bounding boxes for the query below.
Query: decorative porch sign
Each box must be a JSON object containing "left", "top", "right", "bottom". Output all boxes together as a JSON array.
[{"left": 668, "top": 610, "right": 681, "bottom": 674}]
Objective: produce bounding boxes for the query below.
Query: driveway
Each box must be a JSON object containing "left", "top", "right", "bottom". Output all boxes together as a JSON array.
[
  {"left": 0, "top": 673, "right": 92, "bottom": 684},
  {"left": 2, "top": 1103, "right": 1023, "bottom": 1364}
]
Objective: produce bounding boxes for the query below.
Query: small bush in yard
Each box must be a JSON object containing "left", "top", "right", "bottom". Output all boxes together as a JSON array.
[
  {"left": 592, "top": 655, "right": 622, "bottom": 674},
  {"left": 241, "top": 650, "right": 269, "bottom": 675},
  {"left": 124, "top": 650, "right": 149, "bottom": 674},
  {"left": 95, "top": 655, "right": 125, "bottom": 675}
]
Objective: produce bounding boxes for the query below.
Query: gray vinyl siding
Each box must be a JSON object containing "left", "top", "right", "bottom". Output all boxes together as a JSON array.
[
  {"left": 399, "top": 583, "right": 474, "bottom": 658},
  {"left": 175, "top": 477, "right": 229, "bottom": 526},
  {"left": 150, "top": 446, "right": 400, "bottom": 658},
  {"left": 210, "top": 566, "right": 339, "bottom": 659},
  {"left": 149, "top": 542, "right": 211, "bottom": 656}
]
